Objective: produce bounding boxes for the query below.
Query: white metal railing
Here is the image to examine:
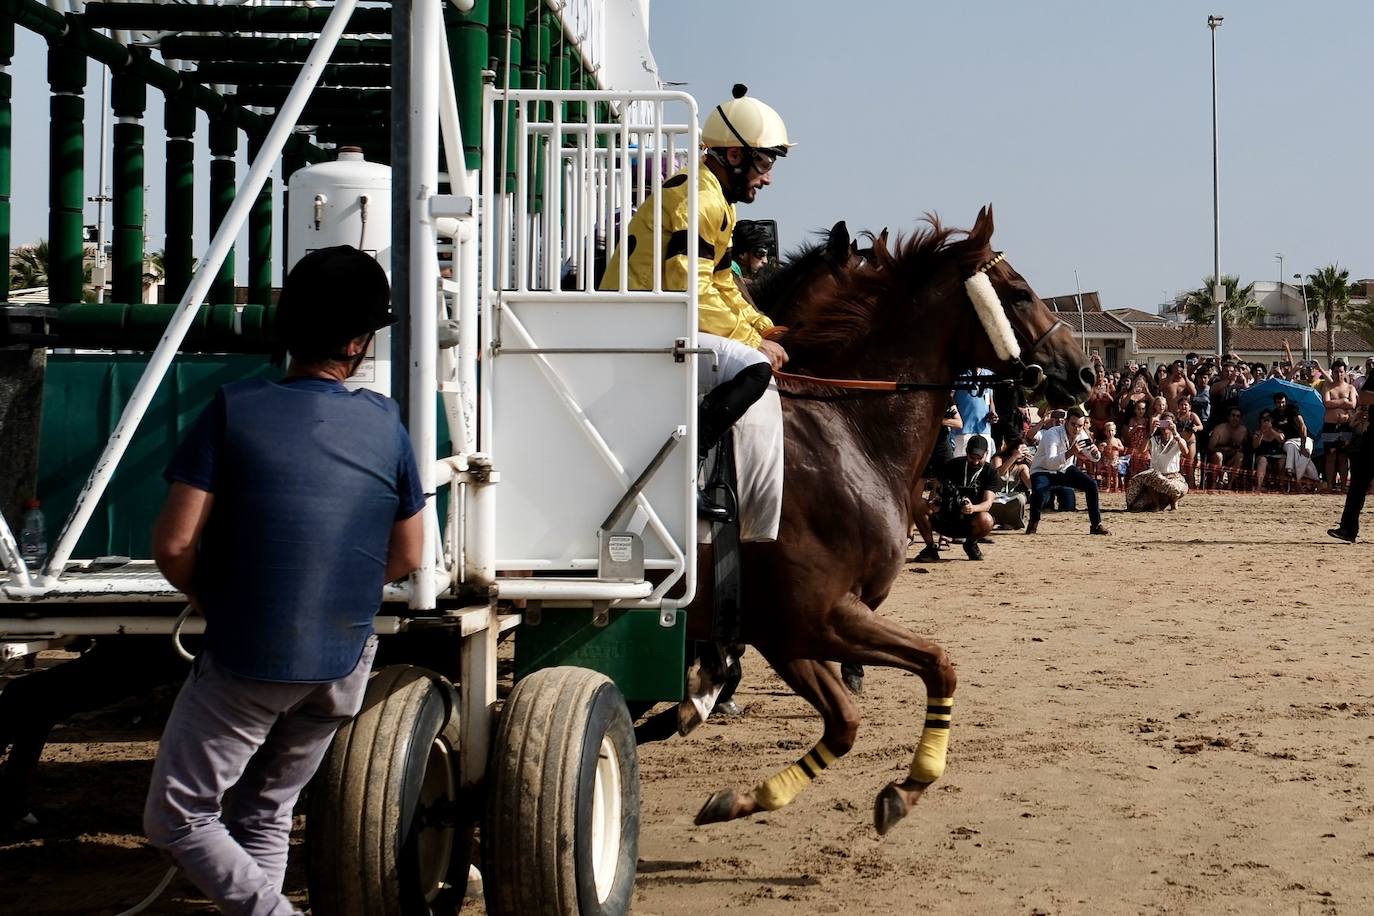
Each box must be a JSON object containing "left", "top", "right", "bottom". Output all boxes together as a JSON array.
[{"left": 479, "top": 86, "right": 699, "bottom": 610}]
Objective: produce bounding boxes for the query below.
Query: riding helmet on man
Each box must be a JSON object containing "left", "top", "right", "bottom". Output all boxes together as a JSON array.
[
  {"left": 274, "top": 245, "right": 394, "bottom": 365},
  {"left": 702, "top": 84, "right": 794, "bottom": 203}
]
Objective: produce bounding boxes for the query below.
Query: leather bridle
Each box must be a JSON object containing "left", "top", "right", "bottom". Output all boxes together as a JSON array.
[{"left": 776, "top": 250, "right": 1068, "bottom": 400}]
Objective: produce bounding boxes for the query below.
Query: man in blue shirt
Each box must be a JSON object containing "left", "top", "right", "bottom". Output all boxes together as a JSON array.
[{"left": 143, "top": 246, "right": 425, "bottom": 915}]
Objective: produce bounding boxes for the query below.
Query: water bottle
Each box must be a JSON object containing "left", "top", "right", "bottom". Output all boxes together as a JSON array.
[{"left": 19, "top": 499, "right": 47, "bottom": 570}]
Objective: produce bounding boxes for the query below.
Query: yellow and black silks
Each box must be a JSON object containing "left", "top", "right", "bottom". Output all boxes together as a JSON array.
[{"left": 600, "top": 163, "right": 774, "bottom": 349}]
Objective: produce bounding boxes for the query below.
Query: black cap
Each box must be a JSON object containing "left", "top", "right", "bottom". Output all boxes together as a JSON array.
[
  {"left": 965, "top": 434, "right": 990, "bottom": 456},
  {"left": 275, "top": 246, "right": 393, "bottom": 362}
]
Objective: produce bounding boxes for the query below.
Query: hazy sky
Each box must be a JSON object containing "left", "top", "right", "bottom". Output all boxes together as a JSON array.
[
  {"left": 648, "top": 1, "right": 1373, "bottom": 311},
  {"left": 9, "top": 1, "right": 1372, "bottom": 310}
]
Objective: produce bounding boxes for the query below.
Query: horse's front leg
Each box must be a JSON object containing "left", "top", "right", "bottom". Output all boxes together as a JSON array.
[
  {"left": 819, "top": 593, "right": 958, "bottom": 835},
  {"left": 695, "top": 655, "right": 858, "bottom": 825}
]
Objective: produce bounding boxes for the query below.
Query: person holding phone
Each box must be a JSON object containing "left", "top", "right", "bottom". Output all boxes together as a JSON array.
[
  {"left": 1025, "top": 408, "right": 1110, "bottom": 536},
  {"left": 1126, "top": 413, "right": 1189, "bottom": 511}
]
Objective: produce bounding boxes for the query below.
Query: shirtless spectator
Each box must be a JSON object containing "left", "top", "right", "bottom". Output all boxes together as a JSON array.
[
  {"left": 1099, "top": 421, "right": 1124, "bottom": 491},
  {"left": 1207, "top": 406, "right": 1248, "bottom": 488},
  {"left": 1161, "top": 360, "right": 1196, "bottom": 411},
  {"left": 1086, "top": 373, "right": 1116, "bottom": 438},
  {"left": 1322, "top": 360, "right": 1358, "bottom": 489}
]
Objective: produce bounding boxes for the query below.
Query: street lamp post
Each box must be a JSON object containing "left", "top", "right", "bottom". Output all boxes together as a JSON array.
[
  {"left": 1294, "top": 272, "right": 1311, "bottom": 362},
  {"left": 1209, "top": 14, "right": 1224, "bottom": 357}
]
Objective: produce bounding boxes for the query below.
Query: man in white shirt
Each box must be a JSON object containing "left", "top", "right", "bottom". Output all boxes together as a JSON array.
[{"left": 1026, "top": 408, "right": 1110, "bottom": 536}]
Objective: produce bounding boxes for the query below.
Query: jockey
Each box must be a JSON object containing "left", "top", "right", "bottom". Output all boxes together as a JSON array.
[{"left": 602, "top": 83, "right": 793, "bottom": 461}]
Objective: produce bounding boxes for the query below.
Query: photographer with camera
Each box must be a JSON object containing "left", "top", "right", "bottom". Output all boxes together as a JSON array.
[
  {"left": 1025, "top": 407, "right": 1110, "bottom": 536},
  {"left": 1125, "top": 412, "right": 1189, "bottom": 511},
  {"left": 911, "top": 434, "right": 999, "bottom": 562}
]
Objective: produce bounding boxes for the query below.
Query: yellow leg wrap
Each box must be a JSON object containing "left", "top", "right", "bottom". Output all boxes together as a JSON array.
[
  {"left": 752, "top": 740, "right": 837, "bottom": 811},
  {"left": 909, "top": 697, "right": 953, "bottom": 783}
]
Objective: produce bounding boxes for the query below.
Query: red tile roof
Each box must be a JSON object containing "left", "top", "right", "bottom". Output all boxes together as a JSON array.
[{"left": 1134, "top": 325, "right": 1374, "bottom": 352}]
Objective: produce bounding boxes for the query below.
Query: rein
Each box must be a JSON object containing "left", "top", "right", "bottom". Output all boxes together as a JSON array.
[{"left": 773, "top": 370, "right": 1017, "bottom": 401}]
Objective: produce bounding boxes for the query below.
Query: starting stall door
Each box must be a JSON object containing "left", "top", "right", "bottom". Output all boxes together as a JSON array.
[{"left": 480, "top": 89, "right": 701, "bottom": 609}]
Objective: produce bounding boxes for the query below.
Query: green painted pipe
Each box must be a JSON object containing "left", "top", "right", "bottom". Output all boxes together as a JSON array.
[
  {"left": 83, "top": 3, "right": 393, "bottom": 33},
  {"left": 489, "top": 0, "right": 522, "bottom": 192},
  {"left": 47, "top": 44, "right": 84, "bottom": 306},
  {"left": 84, "top": 3, "right": 472, "bottom": 35},
  {"left": 158, "top": 36, "right": 391, "bottom": 64},
  {"left": 1, "top": 21, "right": 12, "bottom": 302},
  {"left": 55, "top": 302, "right": 276, "bottom": 352},
  {"left": 111, "top": 62, "right": 145, "bottom": 303},
  {"left": 246, "top": 135, "right": 271, "bottom": 306},
  {"left": 0, "top": 0, "right": 325, "bottom": 162},
  {"left": 280, "top": 149, "right": 307, "bottom": 276},
  {"left": 524, "top": 4, "right": 549, "bottom": 213},
  {"left": 207, "top": 118, "right": 236, "bottom": 305},
  {"left": 232, "top": 85, "right": 390, "bottom": 109},
  {"left": 189, "top": 62, "right": 392, "bottom": 89},
  {"left": 163, "top": 94, "right": 194, "bottom": 301},
  {"left": 451, "top": 0, "right": 487, "bottom": 170}
]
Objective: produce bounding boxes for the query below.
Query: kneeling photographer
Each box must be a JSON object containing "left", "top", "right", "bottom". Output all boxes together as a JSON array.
[{"left": 912, "top": 434, "right": 999, "bottom": 562}]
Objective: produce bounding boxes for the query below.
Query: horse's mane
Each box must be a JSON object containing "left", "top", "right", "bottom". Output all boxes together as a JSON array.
[
  {"left": 783, "top": 216, "right": 969, "bottom": 355},
  {"left": 749, "top": 231, "right": 838, "bottom": 316}
]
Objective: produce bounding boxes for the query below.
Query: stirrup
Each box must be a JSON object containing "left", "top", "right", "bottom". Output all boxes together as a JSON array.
[{"left": 697, "top": 490, "right": 734, "bottom": 522}]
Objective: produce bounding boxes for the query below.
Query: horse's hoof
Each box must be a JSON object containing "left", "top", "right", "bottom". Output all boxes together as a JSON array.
[
  {"left": 695, "top": 789, "right": 740, "bottom": 826},
  {"left": 841, "top": 664, "right": 865, "bottom": 695},
  {"left": 873, "top": 782, "right": 910, "bottom": 836}
]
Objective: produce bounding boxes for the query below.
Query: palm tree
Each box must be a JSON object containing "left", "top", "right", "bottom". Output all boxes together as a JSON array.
[
  {"left": 1178, "top": 274, "right": 1265, "bottom": 354},
  {"left": 143, "top": 249, "right": 167, "bottom": 302},
  {"left": 9, "top": 240, "right": 49, "bottom": 290},
  {"left": 1339, "top": 296, "right": 1374, "bottom": 353},
  {"left": 1306, "top": 264, "right": 1351, "bottom": 364}
]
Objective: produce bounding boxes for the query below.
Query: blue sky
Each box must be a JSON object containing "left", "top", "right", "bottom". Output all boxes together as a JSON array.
[
  {"left": 9, "top": 1, "right": 1372, "bottom": 310},
  {"left": 648, "top": 1, "right": 1373, "bottom": 310}
]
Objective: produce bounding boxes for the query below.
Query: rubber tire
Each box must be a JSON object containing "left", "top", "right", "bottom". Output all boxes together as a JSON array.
[
  {"left": 307, "top": 665, "right": 474, "bottom": 916},
  {"left": 482, "top": 666, "right": 640, "bottom": 916}
]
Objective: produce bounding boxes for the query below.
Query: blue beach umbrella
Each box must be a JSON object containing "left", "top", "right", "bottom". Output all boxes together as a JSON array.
[{"left": 1238, "top": 378, "right": 1324, "bottom": 441}]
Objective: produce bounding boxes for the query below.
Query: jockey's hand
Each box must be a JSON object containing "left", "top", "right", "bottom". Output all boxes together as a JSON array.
[{"left": 759, "top": 339, "right": 789, "bottom": 370}]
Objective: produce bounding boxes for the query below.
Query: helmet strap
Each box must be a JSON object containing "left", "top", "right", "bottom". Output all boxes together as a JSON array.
[
  {"left": 706, "top": 147, "right": 752, "bottom": 203},
  {"left": 327, "top": 331, "right": 376, "bottom": 375}
]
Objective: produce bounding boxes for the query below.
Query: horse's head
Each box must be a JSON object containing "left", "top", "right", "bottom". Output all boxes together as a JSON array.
[{"left": 951, "top": 206, "right": 1095, "bottom": 407}]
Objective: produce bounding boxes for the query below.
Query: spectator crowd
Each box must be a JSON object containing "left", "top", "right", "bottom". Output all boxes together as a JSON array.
[{"left": 914, "top": 352, "right": 1374, "bottom": 558}]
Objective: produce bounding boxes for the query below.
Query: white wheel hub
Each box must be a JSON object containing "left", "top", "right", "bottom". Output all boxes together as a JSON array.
[{"left": 589, "top": 735, "right": 623, "bottom": 904}]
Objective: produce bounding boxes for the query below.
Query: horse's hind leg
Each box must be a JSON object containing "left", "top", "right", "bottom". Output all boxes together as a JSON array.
[
  {"left": 695, "top": 655, "right": 858, "bottom": 826},
  {"left": 818, "top": 594, "right": 957, "bottom": 836}
]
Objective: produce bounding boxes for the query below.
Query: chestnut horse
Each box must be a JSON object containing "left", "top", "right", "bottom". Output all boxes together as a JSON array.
[{"left": 694, "top": 206, "right": 1093, "bottom": 835}]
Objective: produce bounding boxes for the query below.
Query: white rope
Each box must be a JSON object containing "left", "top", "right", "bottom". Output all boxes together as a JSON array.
[
  {"left": 112, "top": 866, "right": 178, "bottom": 916},
  {"left": 170, "top": 603, "right": 197, "bottom": 663}
]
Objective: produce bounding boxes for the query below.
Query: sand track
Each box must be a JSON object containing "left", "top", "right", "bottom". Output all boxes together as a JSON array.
[{"left": 3, "top": 494, "right": 1369, "bottom": 914}]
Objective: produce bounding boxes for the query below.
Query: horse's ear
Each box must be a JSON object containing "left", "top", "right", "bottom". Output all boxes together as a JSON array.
[
  {"left": 878, "top": 227, "right": 889, "bottom": 246},
  {"left": 968, "top": 205, "right": 995, "bottom": 249},
  {"left": 826, "top": 220, "right": 850, "bottom": 262}
]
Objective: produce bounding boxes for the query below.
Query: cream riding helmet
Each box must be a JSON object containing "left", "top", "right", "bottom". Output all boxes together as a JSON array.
[{"left": 702, "top": 84, "right": 793, "bottom": 197}]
